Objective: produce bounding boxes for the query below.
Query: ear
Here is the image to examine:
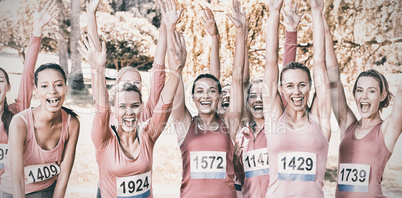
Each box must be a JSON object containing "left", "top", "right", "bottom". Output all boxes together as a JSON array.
[
  {"left": 35, "top": 87, "right": 39, "bottom": 96},
  {"left": 65, "top": 85, "right": 69, "bottom": 94},
  {"left": 6, "top": 84, "right": 11, "bottom": 92},
  {"left": 380, "top": 92, "right": 387, "bottom": 102}
]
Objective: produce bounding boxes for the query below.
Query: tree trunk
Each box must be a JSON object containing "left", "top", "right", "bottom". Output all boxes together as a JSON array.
[
  {"left": 69, "top": 0, "right": 84, "bottom": 90},
  {"left": 58, "top": 0, "right": 68, "bottom": 74}
]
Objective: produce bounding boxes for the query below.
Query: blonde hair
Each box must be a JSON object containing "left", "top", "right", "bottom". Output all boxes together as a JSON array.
[{"left": 116, "top": 66, "right": 142, "bottom": 83}]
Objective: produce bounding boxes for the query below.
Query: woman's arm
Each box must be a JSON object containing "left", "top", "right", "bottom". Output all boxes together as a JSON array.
[
  {"left": 141, "top": 10, "right": 168, "bottom": 122},
  {"left": 148, "top": 31, "right": 186, "bottom": 141},
  {"left": 159, "top": 0, "right": 191, "bottom": 143},
  {"left": 8, "top": 115, "right": 27, "bottom": 198},
  {"left": 201, "top": 6, "right": 221, "bottom": 80},
  {"left": 53, "top": 116, "right": 80, "bottom": 197},
  {"left": 383, "top": 81, "right": 402, "bottom": 152},
  {"left": 323, "top": 16, "right": 356, "bottom": 136},
  {"left": 226, "top": 0, "right": 246, "bottom": 141},
  {"left": 310, "top": 0, "right": 332, "bottom": 141},
  {"left": 263, "top": 0, "right": 284, "bottom": 123},
  {"left": 78, "top": 35, "right": 111, "bottom": 149},
  {"left": 11, "top": 0, "right": 58, "bottom": 113}
]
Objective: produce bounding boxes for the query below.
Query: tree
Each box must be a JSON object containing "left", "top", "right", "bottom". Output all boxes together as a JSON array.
[{"left": 69, "top": 0, "right": 84, "bottom": 90}]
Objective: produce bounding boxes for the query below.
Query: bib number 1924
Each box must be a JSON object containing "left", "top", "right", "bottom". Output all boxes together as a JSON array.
[
  {"left": 116, "top": 171, "right": 151, "bottom": 197},
  {"left": 24, "top": 162, "right": 60, "bottom": 184}
]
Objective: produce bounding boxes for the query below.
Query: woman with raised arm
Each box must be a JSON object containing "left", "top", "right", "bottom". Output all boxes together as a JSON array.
[
  {"left": 263, "top": 0, "right": 331, "bottom": 197},
  {"left": 86, "top": 0, "right": 167, "bottom": 122},
  {"left": 79, "top": 24, "right": 185, "bottom": 196},
  {"left": 232, "top": 2, "right": 303, "bottom": 197},
  {"left": 1, "top": 2, "right": 79, "bottom": 198},
  {"left": 0, "top": 0, "right": 56, "bottom": 186},
  {"left": 323, "top": 11, "right": 402, "bottom": 198},
  {"left": 159, "top": 0, "right": 246, "bottom": 196}
]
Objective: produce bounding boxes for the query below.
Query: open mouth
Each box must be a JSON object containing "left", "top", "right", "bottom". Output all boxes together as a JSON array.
[
  {"left": 123, "top": 118, "right": 136, "bottom": 127},
  {"left": 253, "top": 104, "right": 263, "bottom": 112},
  {"left": 46, "top": 98, "right": 60, "bottom": 107},
  {"left": 200, "top": 101, "right": 212, "bottom": 106},
  {"left": 291, "top": 97, "right": 303, "bottom": 106},
  {"left": 360, "top": 102, "right": 371, "bottom": 113}
]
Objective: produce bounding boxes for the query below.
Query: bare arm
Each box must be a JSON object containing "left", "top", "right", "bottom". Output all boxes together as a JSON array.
[
  {"left": 78, "top": 35, "right": 111, "bottom": 149},
  {"left": 159, "top": 0, "right": 190, "bottom": 143},
  {"left": 9, "top": 116, "right": 27, "bottom": 198},
  {"left": 86, "top": 0, "right": 101, "bottom": 49},
  {"left": 310, "top": 0, "right": 331, "bottom": 141},
  {"left": 383, "top": 81, "right": 402, "bottom": 152},
  {"left": 226, "top": 0, "right": 246, "bottom": 141},
  {"left": 12, "top": 1, "right": 58, "bottom": 113},
  {"left": 323, "top": 16, "right": 356, "bottom": 136},
  {"left": 201, "top": 7, "right": 221, "bottom": 80},
  {"left": 149, "top": 31, "right": 186, "bottom": 141},
  {"left": 141, "top": 19, "right": 168, "bottom": 121},
  {"left": 281, "top": 2, "right": 302, "bottom": 66},
  {"left": 263, "top": 0, "right": 284, "bottom": 123},
  {"left": 53, "top": 117, "right": 80, "bottom": 197}
]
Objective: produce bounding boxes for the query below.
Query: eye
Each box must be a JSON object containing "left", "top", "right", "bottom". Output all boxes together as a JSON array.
[
  {"left": 210, "top": 89, "right": 216, "bottom": 93},
  {"left": 286, "top": 84, "right": 293, "bottom": 88},
  {"left": 41, "top": 85, "right": 48, "bottom": 88},
  {"left": 249, "top": 94, "right": 257, "bottom": 98},
  {"left": 56, "top": 83, "right": 63, "bottom": 87},
  {"left": 356, "top": 89, "right": 362, "bottom": 93},
  {"left": 369, "top": 90, "right": 375, "bottom": 94},
  {"left": 300, "top": 83, "right": 306, "bottom": 87},
  {"left": 131, "top": 104, "right": 139, "bottom": 108},
  {"left": 119, "top": 105, "right": 126, "bottom": 109},
  {"left": 196, "top": 90, "right": 203, "bottom": 94}
]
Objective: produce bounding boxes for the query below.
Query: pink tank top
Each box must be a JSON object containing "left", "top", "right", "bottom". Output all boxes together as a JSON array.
[
  {"left": 1, "top": 108, "right": 70, "bottom": 194},
  {"left": 180, "top": 117, "right": 236, "bottom": 198},
  {"left": 336, "top": 121, "right": 391, "bottom": 198},
  {"left": 266, "top": 112, "right": 328, "bottom": 198},
  {"left": 237, "top": 122, "right": 269, "bottom": 198}
]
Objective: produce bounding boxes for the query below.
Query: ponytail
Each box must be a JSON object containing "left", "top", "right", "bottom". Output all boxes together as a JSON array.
[
  {"left": 61, "top": 106, "right": 78, "bottom": 118},
  {"left": 2, "top": 98, "right": 15, "bottom": 135}
]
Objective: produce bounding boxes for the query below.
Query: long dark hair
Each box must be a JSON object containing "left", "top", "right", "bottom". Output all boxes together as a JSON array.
[
  {"left": 34, "top": 63, "right": 78, "bottom": 118},
  {"left": 0, "top": 67, "right": 14, "bottom": 135},
  {"left": 191, "top": 73, "right": 222, "bottom": 95}
]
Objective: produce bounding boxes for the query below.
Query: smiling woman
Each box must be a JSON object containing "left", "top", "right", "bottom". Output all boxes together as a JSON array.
[{"left": 2, "top": 63, "right": 80, "bottom": 197}]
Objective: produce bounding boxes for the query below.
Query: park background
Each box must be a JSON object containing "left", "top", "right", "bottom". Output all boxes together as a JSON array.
[{"left": 1, "top": 0, "right": 402, "bottom": 197}]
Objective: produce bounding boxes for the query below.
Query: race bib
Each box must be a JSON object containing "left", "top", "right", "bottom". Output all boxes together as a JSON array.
[
  {"left": 233, "top": 175, "right": 242, "bottom": 192},
  {"left": 190, "top": 151, "right": 226, "bottom": 179},
  {"left": 0, "top": 144, "right": 9, "bottom": 169},
  {"left": 242, "top": 148, "right": 269, "bottom": 178},
  {"left": 24, "top": 162, "right": 60, "bottom": 184},
  {"left": 278, "top": 152, "right": 316, "bottom": 181},
  {"left": 116, "top": 171, "right": 151, "bottom": 198},
  {"left": 338, "top": 163, "right": 370, "bottom": 193}
]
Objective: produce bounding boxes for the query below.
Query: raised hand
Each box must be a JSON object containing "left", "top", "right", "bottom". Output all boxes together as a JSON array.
[
  {"left": 226, "top": 0, "right": 247, "bottom": 29},
  {"left": 86, "top": 0, "right": 100, "bottom": 14},
  {"left": 78, "top": 34, "right": 107, "bottom": 72},
  {"left": 281, "top": 2, "right": 304, "bottom": 32},
  {"left": 158, "top": 0, "right": 184, "bottom": 28},
  {"left": 200, "top": 7, "right": 218, "bottom": 37},
  {"left": 269, "top": 0, "right": 283, "bottom": 12},
  {"left": 169, "top": 31, "right": 187, "bottom": 72},
  {"left": 310, "top": 0, "right": 324, "bottom": 11},
  {"left": 33, "top": 0, "right": 59, "bottom": 36}
]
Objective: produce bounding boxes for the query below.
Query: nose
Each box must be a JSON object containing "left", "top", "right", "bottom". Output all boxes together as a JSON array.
[
  {"left": 49, "top": 85, "right": 58, "bottom": 94},
  {"left": 126, "top": 107, "right": 134, "bottom": 115},
  {"left": 256, "top": 94, "right": 262, "bottom": 102}
]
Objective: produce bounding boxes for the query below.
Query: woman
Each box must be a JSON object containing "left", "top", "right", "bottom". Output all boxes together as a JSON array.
[
  {"left": 160, "top": 0, "right": 246, "bottom": 196},
  {"left": 323, "top": 8, "right": 402, "bottom": 198},
  {"left": 3, "top": 62, "right": 80, "bottom": 197},
  {"left": 263, "top": 0, "right": 331, "bottom": 197},
  {"left": 78, "top": 18, "right": 185, "bottom": 196},
  {"left": 232, "top": 2, "right": 303, "bottom": 197},
  {"left": 0, "top": 0, "right": 57, "bottom": 185},
  {"left": 86, "top": 0, "right": 167, "bottom": 122}
]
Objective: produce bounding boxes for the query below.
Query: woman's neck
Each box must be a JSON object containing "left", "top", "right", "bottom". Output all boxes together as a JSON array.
[
  {"left": 252, "top": 117, "right": 265, "bottom": 134},
  {"left": 117, "top": 128, "right": 138, "bottom": 146},
  {"left": 198, "top": 112, "right": 218, "bottom": 130},
  {"left": 33, "top": 105, "right": 62, "bottom": 126},
  {"left": 359, "top": 111, "right": 382, "bottom": 129}
]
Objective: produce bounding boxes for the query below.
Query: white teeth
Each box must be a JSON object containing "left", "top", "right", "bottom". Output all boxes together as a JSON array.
[
  {"left": 47, "top": 98, "right": 60, "bottom": 104},
  {"left": 361, "top": 102, "right": 369, "bottom": 105},
  {"left": 201, "top": 102, "right": 212, "bottom": 105},
  {"left": 293, "top": 98, "right": 302, "bottom": 101}
]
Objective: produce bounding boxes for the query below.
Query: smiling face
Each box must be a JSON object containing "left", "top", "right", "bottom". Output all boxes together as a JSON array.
[
  {"left": 281, "top": 69, "right": 311, "bottom": 111},
  {"left": 354, "top": 76, "right": 385, "bottom": 118},
  {"left": 114, "top": 90, "right": 143, "bottom": 132},
  {"left": 220, "top": 85, "right": 230, "bottom": 111},
  {"left": 35, "top": 69, "right": 68, "bottom": 113},
  {"left": 247, "top": 84, "right": 264, "bottom": 119},
  {"left": 0, "top": 69, "right": 11, "bottom": 105},
  {"left": 118, "top": 70, "right": 142, "bottom": 91},
  {"left": 192, "top": 78, "right": 220, "bottom": 114}
]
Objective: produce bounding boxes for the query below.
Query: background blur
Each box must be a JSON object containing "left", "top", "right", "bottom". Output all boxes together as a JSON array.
[{"left": 0, "top": 0, "right": 401, "bottom": 197}]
